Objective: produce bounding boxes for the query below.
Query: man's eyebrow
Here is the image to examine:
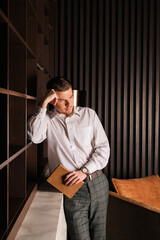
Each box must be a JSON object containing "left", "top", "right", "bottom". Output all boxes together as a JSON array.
[
  {"left": 58, "top": 98, "right": 65, "bottom": 101},
  {"left": 58, "top": 94, "right": 73, "bottom": 101}
]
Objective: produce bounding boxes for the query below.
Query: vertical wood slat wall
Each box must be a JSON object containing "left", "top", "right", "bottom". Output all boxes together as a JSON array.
[{"left": 54, "top": 0, "right": 160, "bottom": 182}]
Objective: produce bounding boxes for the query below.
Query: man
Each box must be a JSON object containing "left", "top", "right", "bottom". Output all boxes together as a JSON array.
[{"left": 28, "top": 76, "right": 110, "bottom": 240}]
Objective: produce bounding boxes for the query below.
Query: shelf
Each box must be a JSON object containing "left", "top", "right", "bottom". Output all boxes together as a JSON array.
[
  {"left": 27, "top": 144, "right": 37, "bottom": 193},
  {"left": 27, "top": 1, "right": 36, "bottom": 54},
  {"left": 9, "top": 0, "right": 26, "bottom": 40},
  {"left": 0, "top": 94, "right": 7, "bottom": 164},
  {"left": 9, "top": 152, "right": 25, "bottom": 223},
  {"left": 9, "top": 28, "right": 26, "bottom": 93},
  {"left": 9, "top": 95, "right": 25, "bottom": 157},
  {"left": 0, "top": 166, "right": 7, "bottom": 240},
  {"left": 27, "top": 51, "right": 37, "bottom": 97},
  {"left": 0, "top": 0, "right": 55, "bottom": 238},
  {"left": 0, "top": 21, "right": 7, "bottom": 89}
]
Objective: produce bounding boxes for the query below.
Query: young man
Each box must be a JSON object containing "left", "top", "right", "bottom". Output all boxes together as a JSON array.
[{"left": 28, "top": 76, "right": 110, "bottom": 240}]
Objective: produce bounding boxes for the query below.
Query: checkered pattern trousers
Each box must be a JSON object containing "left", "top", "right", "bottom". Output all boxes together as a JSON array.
[{"left": 64, "top": 173, "right": 109, "bottom": 240}]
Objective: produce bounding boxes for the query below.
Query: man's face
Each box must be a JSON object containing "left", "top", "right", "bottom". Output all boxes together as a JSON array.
[{"left": 53, "top": 87, "right": 74, "bottom": 116}]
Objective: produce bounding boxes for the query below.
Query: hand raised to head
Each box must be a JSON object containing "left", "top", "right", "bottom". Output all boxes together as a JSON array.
[{"left": 39, "top": 89, "right": 58, "bottom": 108}]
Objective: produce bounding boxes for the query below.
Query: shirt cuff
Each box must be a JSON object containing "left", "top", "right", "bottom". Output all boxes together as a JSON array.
[{"left": 84, "top": 161, "right": 97, "bottom": 174}]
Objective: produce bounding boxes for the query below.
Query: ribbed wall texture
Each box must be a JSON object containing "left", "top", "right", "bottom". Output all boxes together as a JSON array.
[{"left": 54, "top": 0, "right": 160, "bottom": 182}]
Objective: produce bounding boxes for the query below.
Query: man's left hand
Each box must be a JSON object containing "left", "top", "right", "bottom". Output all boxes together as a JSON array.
[{"left": 64, "top": 170, "right": 87, "bottom": 186}]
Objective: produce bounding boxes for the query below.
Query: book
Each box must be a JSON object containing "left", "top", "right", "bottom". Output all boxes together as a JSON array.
[{"left": 47, "top": 164, "right": 84, "bottom": 198}]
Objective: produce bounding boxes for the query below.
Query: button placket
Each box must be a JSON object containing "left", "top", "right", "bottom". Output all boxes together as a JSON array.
[
  {"left": 65, "top": 119, "right": 75, "bottom": 150},
  {"left": 65, "top": 119, "right": 81, "bottom": 168}
]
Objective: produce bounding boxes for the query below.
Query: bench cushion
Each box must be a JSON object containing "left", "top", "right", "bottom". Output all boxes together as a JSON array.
[{"left": 112, "top": 175, "right": 160, "bottom": 209}]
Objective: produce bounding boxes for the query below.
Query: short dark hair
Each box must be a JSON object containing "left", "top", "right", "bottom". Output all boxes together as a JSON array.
[{"left": 46, "top": 76, "right": 72, "bottom": 91}]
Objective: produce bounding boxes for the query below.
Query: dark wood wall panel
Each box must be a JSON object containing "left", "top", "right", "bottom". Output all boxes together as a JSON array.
[
  {"left": 155, "top": 0, "right": 160, "bottom": 175},
  {"left": 123, "top": 0, "right": 129, "bottom": 179},
  {"left": 54, "top": 0, "right": 160, "bottom": 182}
]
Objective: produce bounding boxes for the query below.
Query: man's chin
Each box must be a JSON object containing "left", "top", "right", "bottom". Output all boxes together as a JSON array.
[
  {"left": 65, "top": 107, "right": 73, "bottom": 114},
  {"left": 56, "top": 107, "right": 74, "bottom": 116}
]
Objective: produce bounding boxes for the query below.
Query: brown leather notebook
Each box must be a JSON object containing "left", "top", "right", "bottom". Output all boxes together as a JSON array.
[{"left": 47, "top": 164, "right": 84, "bottom": 198}]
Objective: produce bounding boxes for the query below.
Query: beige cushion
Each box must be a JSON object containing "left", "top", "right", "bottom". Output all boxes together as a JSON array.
[{"left": 112, "top": 175, "right": 160, "bottom": 209}]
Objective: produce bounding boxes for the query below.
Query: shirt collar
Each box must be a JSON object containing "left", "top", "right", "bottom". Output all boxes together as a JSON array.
[
  {"left": 49, "top": 106, "right": 80, "bottom": 119},
  {"left": 73, "top": 106, "right": 81, "bottom": 117}
]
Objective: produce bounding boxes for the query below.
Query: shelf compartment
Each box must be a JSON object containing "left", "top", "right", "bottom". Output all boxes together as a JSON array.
[
  {"left": 0, "top": 2, "right": 8, "bottom": 16},
  {"left": 36, "top": 32, "right": 44, "bottom": 67},
  {"left": 37, "top": 68, "right": 45, "bottom": 103},
  {"left": 27, "top": 1, "right": 36, "bottom": 54},
  {"left": 44, "top": 72, "right": 49, "bottom": 87},
  {"left": 27, "top": 51, "right": 37, "bottom": 97},
  {"left": 0, "top": 166, "right": 7, "bottom": 240},
  {"left": 0, "top": 22, "right": 8, "bottom": 89},
  {"left": 27, "top": 99, "right": 36, "bottom": 143},
  {"left": 9, "top": 95, "right": 25, "bottom": 157},
  {"left": 9, "top": 152, "right": 25, "bottom": 223},
  {"left": 0, "top": 94, "right": 7, "bottom": 163},
  {"left": 9, "top": 0, "right": 26, "bottom": 40},
  {"left": 30, "top": 0, "right": 37, "bottom": 13},
  {"left": 27, "top": 99, "right": 36, "bottom": 120},
  {"left": 27, "top": 144, "right": 37, "bottom": 193},
  {"left": 49, "top": 28, "right": 54, "bottom": 77},
  {"left": 36, "top": 0, "right": 45, "bottom": 32},
  {"left": 9, "top": 28, "right": 26, "bottom": 94},
  {"left": 37, "top": 141, "right": 48, "bottom": 178},
  {"left": 44, "top": 15, "right": 49, "bottom": 43},
  {"left": 44, "top": 43, "right": 49, "bottom": 71}
]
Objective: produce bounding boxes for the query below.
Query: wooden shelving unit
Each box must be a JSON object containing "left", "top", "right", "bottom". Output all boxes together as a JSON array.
[{"left": 0, "top": 0, "right": 54, "bottom": 239}]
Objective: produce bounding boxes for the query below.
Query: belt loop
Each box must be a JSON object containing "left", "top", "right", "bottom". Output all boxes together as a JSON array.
[{"left": 89, "top": 174, "right": 92, "bottom": 180}]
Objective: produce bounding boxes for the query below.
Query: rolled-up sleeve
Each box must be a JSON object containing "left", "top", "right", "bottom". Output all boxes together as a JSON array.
[
  {"left": 27, "top": 107, "right": 48, "bottom": 144},
  {"left": 84, "top": 112, "right": 110, "bottom": 173}
]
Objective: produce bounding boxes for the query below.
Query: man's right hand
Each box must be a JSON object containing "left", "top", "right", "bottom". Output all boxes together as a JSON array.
[{"left": 40, "top": 89, "right": 58, "bottom": 108}]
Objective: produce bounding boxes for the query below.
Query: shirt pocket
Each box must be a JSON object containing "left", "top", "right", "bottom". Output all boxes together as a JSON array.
[{"left": 75, "top": 126, "right": 93, "bottom": 146}]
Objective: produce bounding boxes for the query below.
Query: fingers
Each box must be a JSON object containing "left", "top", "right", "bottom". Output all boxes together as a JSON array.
[
  {"left": 66, "top": 176, "right": 80, "bottom": 186},
  {"left": 45, "top": 89, "right": 57, "bottom": 105},
  {"left": 64, "top": 172, "right": 78, "bottom": 186},
  {"left": 64, "top": 171, "right": 86, "bottom": 186},
  {"left": 39, "top": 89, "right": 57, "bottom": 108}
]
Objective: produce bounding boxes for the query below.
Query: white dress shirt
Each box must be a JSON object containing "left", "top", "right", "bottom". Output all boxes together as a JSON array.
[{"left": 28, "top": 106, "right": 110, "bottom": 174}]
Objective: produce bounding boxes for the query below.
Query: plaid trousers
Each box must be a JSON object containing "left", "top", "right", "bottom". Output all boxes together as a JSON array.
[{"left": 64, "top": 173, "right": 109, "bottom": 240}]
